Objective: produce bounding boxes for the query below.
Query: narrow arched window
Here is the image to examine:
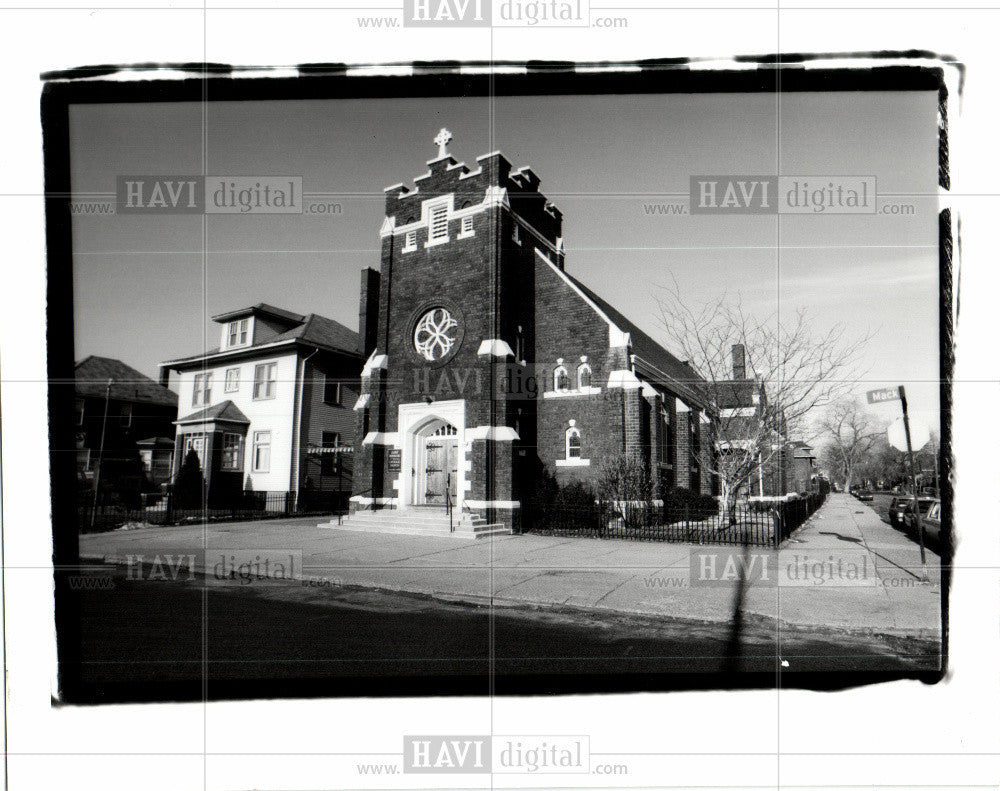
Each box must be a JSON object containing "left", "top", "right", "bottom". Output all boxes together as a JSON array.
[
  {"left": 577, "top": 363, "right": 592, "bottom": 389},
  {"left": 566, "top": 426, "right": 582, "bottom": 459},
  {"left": 554, "top": 365, "right": 570, "bottom": 392}
]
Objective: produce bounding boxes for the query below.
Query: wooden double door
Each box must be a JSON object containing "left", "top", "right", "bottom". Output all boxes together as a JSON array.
[{"left": 419, "top": 424, "right": 458, "bottom": 505}]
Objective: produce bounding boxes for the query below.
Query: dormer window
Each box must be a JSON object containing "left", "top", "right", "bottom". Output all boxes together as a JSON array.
[{"left": 226, "top": 318, "right": 250, "bottom": 348}]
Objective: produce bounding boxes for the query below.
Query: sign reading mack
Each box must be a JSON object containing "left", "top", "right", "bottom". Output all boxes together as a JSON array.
[{"left": 866, "top": 386, "right": 901, "bottom": 404}]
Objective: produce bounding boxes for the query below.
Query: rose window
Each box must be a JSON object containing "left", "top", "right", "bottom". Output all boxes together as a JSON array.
[{"left": 413, "top": 308, "right": 459, "bottom": 361}]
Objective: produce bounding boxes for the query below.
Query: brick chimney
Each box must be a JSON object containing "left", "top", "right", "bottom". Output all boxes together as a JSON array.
[{"left": 732, "top": 344, "right": 746, "bottom": 379}]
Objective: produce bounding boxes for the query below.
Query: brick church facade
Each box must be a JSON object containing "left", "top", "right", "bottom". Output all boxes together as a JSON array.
[{"left": 351, "top": 130, "right": 714, "bottom": 528}]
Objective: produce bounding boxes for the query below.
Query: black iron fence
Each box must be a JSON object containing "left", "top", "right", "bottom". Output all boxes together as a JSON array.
[
  {"left": 78, "top": 489, "right": 349, "bottom": 533},
  {"left": 518, "top": 492, "right": 826, "bottom": 548}
]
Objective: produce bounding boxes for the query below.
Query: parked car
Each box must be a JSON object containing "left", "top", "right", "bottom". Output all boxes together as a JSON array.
[
  {"left": 855, "top": 489, "right": 874, "bottom": 502},
  {"left": 921, "top": 500, "right": 943, "bottom": 545},
  {"left": 902, "top": 497, "right": 937, "bottom": 536},
  {"left": 888, "top": 495, "right": 916, "bottom": 528}
]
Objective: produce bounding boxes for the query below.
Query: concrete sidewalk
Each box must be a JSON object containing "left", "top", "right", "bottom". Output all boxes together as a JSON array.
[{"left": 78, "top": 493, "right": 941, "bottom": 639}]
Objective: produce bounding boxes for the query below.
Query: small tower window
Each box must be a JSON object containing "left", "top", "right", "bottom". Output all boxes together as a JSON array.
[
  {"left": 577, "top": 362, "right": 592, "bottom": 389},
  {"left": 403, "top": 230, "right": 417, "bottom": 252},
  {"left": 461, "top": 214, "right": 474, "bottom": 236},
  {"left": 512, "top": 223, "right": 521, "bottom": 245}
]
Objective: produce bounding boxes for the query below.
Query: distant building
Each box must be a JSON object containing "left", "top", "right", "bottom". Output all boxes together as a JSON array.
[
  {"left": 160, "top": 304, "right": 360, "bottom": 508},
  {"left": 786, "top": 440, "right": 818, "bottom": 493},
  {"left": 74, "top": 356, "right": 179, "bottom": 501},
  {"left": 135, "top": 436, "right": 176, "bottom": 487},
  {"left": 712, "top": 344, "right": 800, "bottom": 499}
]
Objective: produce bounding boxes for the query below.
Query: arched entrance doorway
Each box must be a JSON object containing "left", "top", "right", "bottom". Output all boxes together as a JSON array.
[{"left": 413, "top": 420, "right": 459, "bottom": 506}]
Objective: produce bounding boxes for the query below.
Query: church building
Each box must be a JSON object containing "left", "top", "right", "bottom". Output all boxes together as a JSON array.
[{"left": 350, "top": 130, "right": 715, "bottom": 530}]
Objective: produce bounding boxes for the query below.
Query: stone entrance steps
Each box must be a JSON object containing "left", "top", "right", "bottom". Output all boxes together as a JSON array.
[{"left": 319, "top": 508, "right": 512, "bottom": 539}]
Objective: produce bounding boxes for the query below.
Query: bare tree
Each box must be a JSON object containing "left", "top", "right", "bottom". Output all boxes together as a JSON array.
[
  {"left": 596, "top": 452, "right": 653, "bottom": 529},
  {"left": 818, "top": 398, "right": 881, "bottom": 493},
  {"left": 657, "top": 280, "right": 872, "bottom": 526}
]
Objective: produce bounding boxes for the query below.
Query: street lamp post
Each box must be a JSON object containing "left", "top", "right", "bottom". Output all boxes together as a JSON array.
[{"left": 898, "top": 386, "right": 928, "bottom": 581}]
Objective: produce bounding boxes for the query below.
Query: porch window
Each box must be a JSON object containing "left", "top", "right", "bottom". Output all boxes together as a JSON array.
[
  {"left": 221, "top": 433, "right": 243, "bottom": 471},
  {"left": 252, "top": 431, "right": 271, "bottom": 472},
  {"left": 183, "top": 433, "right": 206, "bottom": 468},
  {"left": 192, "top": 373, "right": 212, "bottom": 407},
  {"left": 253, "top": 362, "right": 277, "bottom": 400}
]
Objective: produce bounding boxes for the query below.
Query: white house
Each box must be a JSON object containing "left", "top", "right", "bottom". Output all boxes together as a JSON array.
[{"left": 159, "top": 304, "right": 360, "bottom": 508}]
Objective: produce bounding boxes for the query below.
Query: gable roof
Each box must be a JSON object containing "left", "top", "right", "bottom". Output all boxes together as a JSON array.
[
  {"left": 175, "top": 400, "right": 250, "bottom": 425},
  {"left": 162, "top": 310, "right": 360, "bottom": 367},
  {"left": 75, "top": 356, "right": 178, "bottom": 407},
  {"left": 559, "top": 270, "right": 707, "bottom": 398}
]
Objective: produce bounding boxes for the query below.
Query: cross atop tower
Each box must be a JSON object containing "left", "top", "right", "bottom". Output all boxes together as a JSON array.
[{"left": 433, "top": 128, "right": 453, "bottom": 158}]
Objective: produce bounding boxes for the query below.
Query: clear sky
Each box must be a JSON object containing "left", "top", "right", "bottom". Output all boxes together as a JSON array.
[{"left": 69, "top": 89, "right": 941, "bottom": 427}]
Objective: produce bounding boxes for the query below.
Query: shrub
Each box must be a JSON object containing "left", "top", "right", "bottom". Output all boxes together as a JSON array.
[
  {"left": 663, "top": 486, "right": 719, "bottom": 521},
  {"left": 523, "top": 470, "right": 598, "bottom": 531},
  {"left": 173, "top": 449, "right": 205, "bottom": 509}
]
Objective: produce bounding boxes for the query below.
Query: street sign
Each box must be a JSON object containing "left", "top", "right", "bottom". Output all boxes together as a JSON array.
[
  {"left": 866, "top": 384, "right": 929, "bottom": 579},
  {"left": 866, "top": 387, "right": 900, "bottom": 404},
  {"left": 888, "top": 418, "right": 930, "bottom": 453}
]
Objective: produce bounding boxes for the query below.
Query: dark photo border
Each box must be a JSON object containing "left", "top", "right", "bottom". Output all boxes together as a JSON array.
[{"left": 42, "top": 56, "right": 956, "bottom": 705}]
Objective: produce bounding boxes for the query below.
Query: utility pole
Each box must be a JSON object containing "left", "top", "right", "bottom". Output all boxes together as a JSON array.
[
  {"left": 898, "top": 385, "right": 928, "bottom": 581},
  {"left": 89, "top": 378, "right": 113, "bottom": 532},
  {"left": 930, "top": 434, "right": 940, "bottom": 496}
]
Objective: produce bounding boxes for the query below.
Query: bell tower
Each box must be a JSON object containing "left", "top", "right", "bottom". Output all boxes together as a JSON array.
[{"left": 351, "top": 129, "right": 563, "bottom": 528}]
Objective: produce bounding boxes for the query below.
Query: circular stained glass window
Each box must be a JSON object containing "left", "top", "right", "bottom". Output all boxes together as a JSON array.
[{"left": 413, "top": 307, "right": 459, "bottom": 361}]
